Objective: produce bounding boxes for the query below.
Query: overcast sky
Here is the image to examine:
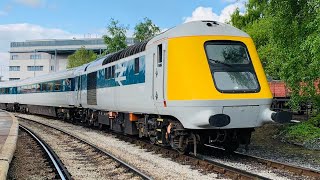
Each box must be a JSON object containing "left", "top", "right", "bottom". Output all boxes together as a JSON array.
[{"left": 0, "top": 0, "right": 247, "bottom": 79}]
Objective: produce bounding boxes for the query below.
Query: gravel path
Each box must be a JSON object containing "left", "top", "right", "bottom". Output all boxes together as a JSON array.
[
  {"left": 16, "top": 114, "right": 221, "bottom": 180},
  {"left": 7, "top": 129, "right": 57, "bottom": 179}
]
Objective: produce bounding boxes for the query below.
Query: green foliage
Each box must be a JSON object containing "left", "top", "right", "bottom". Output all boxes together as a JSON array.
[
  {"left": 134, "top": 17, "right": 160, "bottom": 42},
  {"left": 230, "top": 0, "right": 320, "bottom": 111},
  {"left": 67, "top": 46, "right": 97, "bottom": 68},
  {"left": 309, "top": 113, "right": 320, "bottom": 127},
  {"left": 284, "top": 123, "right": 320, "bottom": 143},
  {"left": 103, "top": 18, "right": 128, "bottom": 53},
  {"left": 282, "top": 114, "right": 320, "bottom": 143}
]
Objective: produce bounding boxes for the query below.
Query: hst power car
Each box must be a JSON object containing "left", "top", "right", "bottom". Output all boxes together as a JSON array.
[{"left": 0, "top": 21, "right": 291, "bottom": 153}]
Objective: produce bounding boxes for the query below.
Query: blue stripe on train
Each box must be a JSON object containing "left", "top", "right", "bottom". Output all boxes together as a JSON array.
[{"left": 97, "top": 56, "right": 146, "bottom": 89}]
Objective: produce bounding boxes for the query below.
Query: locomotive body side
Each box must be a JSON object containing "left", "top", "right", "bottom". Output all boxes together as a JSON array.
[{"left": 81, "top": 52, "right": 157, "bottom": 114}]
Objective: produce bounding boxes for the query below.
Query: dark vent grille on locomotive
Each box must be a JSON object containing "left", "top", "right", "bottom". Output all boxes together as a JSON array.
[{"left": 102, "top": 40, "right": 149, "bottom": 65}]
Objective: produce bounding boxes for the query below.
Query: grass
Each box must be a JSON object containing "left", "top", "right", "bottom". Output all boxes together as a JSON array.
[{"left": 281, "top": 114, "right": 320, "bottom": 144}]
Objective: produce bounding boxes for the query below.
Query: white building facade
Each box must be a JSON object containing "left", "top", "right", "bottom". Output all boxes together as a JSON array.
[{"left": 9, "top": 38, "right": 134, "bottom": 81}]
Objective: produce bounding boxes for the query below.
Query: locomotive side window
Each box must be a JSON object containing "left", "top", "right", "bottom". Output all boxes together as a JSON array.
[
  {"left": 157, "top": 44, "right": 162, "bottom": 67},
  {"left": 134, "top": 57, "right": 139, "bottom": 74}
]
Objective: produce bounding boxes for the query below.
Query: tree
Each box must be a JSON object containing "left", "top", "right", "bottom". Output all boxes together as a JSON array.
[
  {"left": 133, "top": 17, "right": 160, "bottom": 42},
  {"left": 103, "top": 18, "right": 128, "bottom": 54},
  {"left": 67, "top": 46, "right": 97, "bottom": 68},
  {"left": 230, "top": 0, "right": 320, "bottom": 111}
]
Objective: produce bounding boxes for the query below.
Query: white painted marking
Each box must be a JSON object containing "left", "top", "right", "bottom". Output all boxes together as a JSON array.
[{"left": 115, "top": 64, "right": 127, "bottom": 86}]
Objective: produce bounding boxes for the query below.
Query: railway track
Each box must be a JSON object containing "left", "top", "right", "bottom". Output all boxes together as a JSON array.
[
  {"left": 16, "top": 114, "right": 320, "bottom": 180},
  {"left": 201, "top": 145, "right": 320, "bottom": 180},
  {"left": 18, "top": 125, "right": 71, "bottom": 180},
  {"left": 234, "top": 150, "right": 320, "bottom": 178},
  {"left": 8, "top": 125, "right": 71, "bottom": 180},
  {"left": 18, "top": 117, "right": 152, "bottom": 180}
]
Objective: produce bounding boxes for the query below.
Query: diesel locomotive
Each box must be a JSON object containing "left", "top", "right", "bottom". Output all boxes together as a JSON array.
[{"left": 0, "top": 21, "right": 291, "bottom": 153}]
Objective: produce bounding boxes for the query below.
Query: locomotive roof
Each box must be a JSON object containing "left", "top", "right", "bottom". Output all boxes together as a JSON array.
[
  {"left": 99, "top": 21, "right": 248, "bottom": 64},
  {"left": 85, "top": 20, "right": 250, "bottom": 71},
  {"left": 148, "top": 20, "right": 249, "bottom": 44}
]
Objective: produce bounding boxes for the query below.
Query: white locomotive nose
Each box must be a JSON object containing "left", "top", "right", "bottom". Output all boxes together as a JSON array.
[{"left": 261, "top": 108, "right": 292, "bottom": 123}]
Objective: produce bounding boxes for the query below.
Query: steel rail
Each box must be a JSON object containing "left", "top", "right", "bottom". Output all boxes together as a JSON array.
[
  {"left": 234, "top": 151, "right": 320, "bottom": 178},
  {"left": 17, "top": 116, "right": 153, "bottom": 180},
  {"left": 19, "top": 124, "right": 72, "bottom": 180},
  {"left": 205, "top": 144, "right": 320, "bottom": 179},
  {"left": 115, "top": 133, "right": 269, "bottom": 180}
]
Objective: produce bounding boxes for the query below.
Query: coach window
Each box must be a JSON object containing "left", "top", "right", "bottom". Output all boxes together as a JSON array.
[
  {"left": 134, "top": 57, "right": 139, "bottom": 74},
  {"left": 108, "top": 67, "right": 112, "bottom": 79},
  {"left": 54, "top": 80, "right": 61, "bottom": 91},
  {"left": 41, "top": 83, "right": 46, "bottom": 92},
  {"left": 104, "top": 68, "right": 108, "bottom": 79},
  {"left": 48, "top": 82, "right": 54, "bottom": 92},
  {"left": 157, "top": 44, "right": 163, "bottom": 67},
  {"left": 111, "top": 66, "right": 115, "bottom": 78},
  {"left": 26, "top": 85, "right": 31, "bottom": 93},
  {"left": 31, "top": 84, "right": 36, "bottom": 93}
]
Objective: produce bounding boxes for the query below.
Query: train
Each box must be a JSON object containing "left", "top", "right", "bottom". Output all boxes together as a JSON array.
[{"left": 0, "top": 21, "right": 292, "bottom": 153}]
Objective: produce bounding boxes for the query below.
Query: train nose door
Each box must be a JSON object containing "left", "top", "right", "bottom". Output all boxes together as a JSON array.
[{"left": 153, "top": 43, "right": 166, "bottom": 110}]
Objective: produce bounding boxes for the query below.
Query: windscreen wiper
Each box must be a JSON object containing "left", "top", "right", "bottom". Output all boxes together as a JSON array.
[{"left": 209, "top": 58, "right": 232, "bottom": 67}]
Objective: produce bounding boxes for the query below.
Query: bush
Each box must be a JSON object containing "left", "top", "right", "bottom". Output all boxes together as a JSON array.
[
  {"left": 282, "top": 114, "right": 320, "bottom": 145},
  {"left": 309, "top": 113, "right": 320, "bottom": 127}
]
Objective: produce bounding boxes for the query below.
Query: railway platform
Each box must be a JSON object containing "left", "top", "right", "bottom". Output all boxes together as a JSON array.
[{"left": 0, "top": 110, "right": 18, "bottom": 179}]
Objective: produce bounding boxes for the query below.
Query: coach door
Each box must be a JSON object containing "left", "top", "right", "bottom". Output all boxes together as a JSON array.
[
  {"left": 153, "top": 43, "right": 166, "bottom": 108},
  {"left": 75, "top": 75, "right": 82, "bottom": 106},
  {"left": 87, "top": 71, "right": 97, "bottom": 105}
]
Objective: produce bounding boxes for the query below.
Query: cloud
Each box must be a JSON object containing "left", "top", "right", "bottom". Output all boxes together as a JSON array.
[
  {"left": 0, "top": 23, "right": 81, "bottom": 80},
  {"left": 14, "top": 0, "right": 45, "bottom": 8},
  {"left": 184, "top": 2, "right": 246, "bottom": 23},
  {"left": 184, "top": 7, "right": 219, "bottom": 23}
]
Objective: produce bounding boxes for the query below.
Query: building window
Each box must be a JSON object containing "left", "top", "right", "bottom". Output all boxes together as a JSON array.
[
  {"left": 9, "top": 78, "right": 20, "bottom": 81},
  {"left": 51, "top": 54, "right": 55, "bottom": 59},
  {"left": 11, "top": 55, "right": 18, "bottom": 60},
  {"left": 27, "top": 66, "right": 43, "bottom": 71},
  {"left": 30, "top": 54, "right": 41, "bottom": 59},
  {"left": 9, "top": 66, "right": 20, "bottom": 71},
  {"left": 50, "top": 66, "right": 54, "bottom": 71}
]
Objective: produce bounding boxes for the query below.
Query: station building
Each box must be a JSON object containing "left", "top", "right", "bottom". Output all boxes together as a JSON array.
[{"left": 9, "top": 38, "right": 134, "bottom": 81}]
